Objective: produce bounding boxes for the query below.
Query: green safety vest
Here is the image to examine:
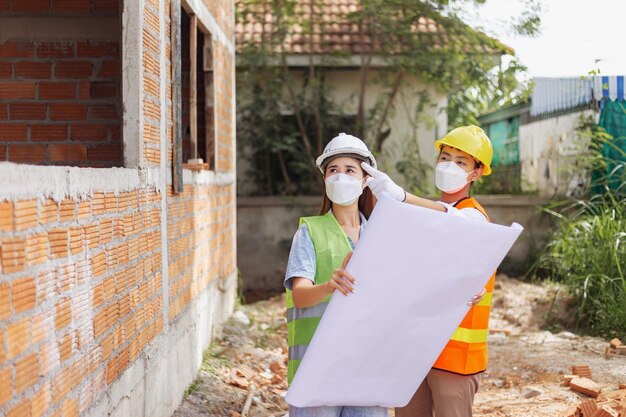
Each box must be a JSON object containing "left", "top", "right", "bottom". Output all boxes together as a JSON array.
[{"left": 286, "top": 212, "right": 353, "bottom": 385}]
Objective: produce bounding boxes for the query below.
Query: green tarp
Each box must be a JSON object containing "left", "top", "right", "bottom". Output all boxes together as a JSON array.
[
  {"left": 488, "top": 118, "right": 520, "bottom": 166},
  {"left": 597, "top": 100, "right": 626, "bottom": 192}
]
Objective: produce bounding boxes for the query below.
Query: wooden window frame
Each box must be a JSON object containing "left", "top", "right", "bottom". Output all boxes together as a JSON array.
[{"left": 172, "top": 1, "right": 216, "bottom": 194}]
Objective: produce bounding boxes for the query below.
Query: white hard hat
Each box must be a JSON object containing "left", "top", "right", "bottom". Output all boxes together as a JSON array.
[{"left": 315, "top": 132, "right": 377, "bottom": 173}]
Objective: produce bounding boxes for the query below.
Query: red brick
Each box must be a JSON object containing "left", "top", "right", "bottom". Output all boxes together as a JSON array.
[
  {"left": 0, "top": 62, "right": 11, "bottom": 78},
  {"left": 71, "top": 124, "right": 109, "bottom": 141},
  {"left": 87, "top": 144, "right": 121, "bottom": 162},
  {"left": 8, "top": 144, "right": 47, "bottom": 163},
  {"left": 55, "top": 298, "right": 72, "bottom": 330},
  {"left": 69, "top": 227, "right": 83, "bottom": 254},
  {"left": 39, "top": 200, "right": 58, "bottom": 224},
  {"left": 14, "top": 199, "right": 37, "bottom": 231},
  {"left": 0, "top": 82, "right": 36, "bottom": 99},
  {"left": 62, "top": 396, "right": 78, "bottom": 417},
  {"left": 7, "top": 398, "right": 31, "bottom": 417},
  {"left": 50, "top": 103, "right": 88, "bottom": 121},
  {"left": 106, "top": 355, "right": 119, "bottom": 384},
  {"left": 39, "top": 342, "right": 60, "bottom": 377},
  {"left": 31, "top": 312, "right": 52, "bottom": 345},
  {"left": 55, "top": 61, "right": 93, "bottom": 79},
  {"left": 48, "top": 228, "right": 69, "bottom": 258},
  {"left": 31, "top": 381, "right": 51, "bottom": 417},
  {"left": 59, "top": 200, "right": 75, "bottom": 221},
  {"left": 26, "top": 234, "right": 47, "bottom": 266},
  {"left": 9, "top": 103, "right": 47, "bottom": 120},
  {"left": 1, "top": 237, "right": 26, "bottom": 274},
  {"left": 78, "top": 80, "right": 91, "bottom": 99},
  {"left": 0, "top": 104, "right": 7, "bottom": 120},
  {"left": 15, "top": 352, "right": 39, "bottom": 392},
  {"left": 13, "top": 62, "right": 52, "bottom": 79},
  {"left": 0, "top": 283, "right": 9, "bottom": 321},
  {"left": 7, "top": 316, "right": 30, "bottom": 359},
  {"left": 59, "top": 332, "right": 74, "bottom": 360},
  {"left": 77, "top": 41, "right": 118, "bottom": 57},
  {"left": 0, "top": 41, "right": 34, "bottom": 58},
  {"left": 36, "top": 42, "right": 74, "bottom": 58},
  {"left": 93, "top": 0, "right": 119, "bottom": 13},
  {"left": 0, "top": 367, "right": 10, "bottom": 405},
  {"left": 91, "top": 82, "right": 117, "bottom": 98},
  {"left": 90, "top": 105, "right": 118, "bottom": 120},
  {"left": 11, "top": 0, "right": 49, "bottom": 12},
  {"left": 50, "top": 144, "right": 87, "bottom": 162},
  {"left": 0, "top": 201, "right": 11, "bottom": 231},
  {"left": 0, "top": 0, "right": 7, "bottom": 11},
  {"left": 98, "top": 60, "right": 119, "bottom": 78},
  {"left": 110, "top": 124, "right": 121, "bottom": 140},
  {"left": 31, "top": 125, "right": 68, "bottom": 141},
  {"left": 51, "top": 0, "right": 91, "bottom": 13},
  {"left": 12, "top": 276, "right": 36, "bottom": 314},
  {"left": 39, "top": 82, "right": 76, "bottom": 99},
  {"left": 0, "top": 123, "right": 28, "bottom": 141},
  {"left": 0, "top": 144, "right": 6, "bottom": 160}
]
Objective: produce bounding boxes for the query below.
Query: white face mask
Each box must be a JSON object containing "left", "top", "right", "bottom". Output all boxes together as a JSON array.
[
  {"left": 435, "top": 161, "right": 473, "bottom": 193},
  {"left": 325, "top": 173, "right": 363, "bottom": 206}
]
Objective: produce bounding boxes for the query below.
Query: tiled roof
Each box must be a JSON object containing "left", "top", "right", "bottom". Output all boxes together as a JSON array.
[{"left": 236, "top": 0, "right": 512, "bottom": 56}]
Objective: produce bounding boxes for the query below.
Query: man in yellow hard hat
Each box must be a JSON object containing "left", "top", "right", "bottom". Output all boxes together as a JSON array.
[{"left": 362, "top": 125, "right": 495, "bottom": 417}]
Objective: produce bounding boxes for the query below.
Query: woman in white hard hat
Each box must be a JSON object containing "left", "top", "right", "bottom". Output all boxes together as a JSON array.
[{"left": 284, "top": 133, "right": 387, "bottom": 417}]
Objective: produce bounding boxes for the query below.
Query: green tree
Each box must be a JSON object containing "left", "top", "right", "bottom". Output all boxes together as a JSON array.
[{"left": 236, "top": 0, "right": 541, "bottom": 195}]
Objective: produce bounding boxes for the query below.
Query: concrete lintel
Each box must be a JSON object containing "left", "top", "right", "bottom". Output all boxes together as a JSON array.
[
  {"left": 0, "top": 17, "right": 119, "bottom": 41},
  {"left": 122, "top": 0, "right": 144, "bottom": 168},
  {"left": 182, "top": 169, "right": 235, "bottom": 186},
  {"left": 182, "top": 0, "right": 234, "bottom": 55},
  {"left": 0, "top": 162, "right": 162, "bottom": 202}
]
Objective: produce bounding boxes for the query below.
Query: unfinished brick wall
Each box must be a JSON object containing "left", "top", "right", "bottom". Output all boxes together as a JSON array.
[
  {"left": 0, "top": 188, "right": 163, "bottom": 416},
  {"left": 0, "top": 0, "right": 237, "bottom": 416},
  {"left": 142, "top": 0, "right": 162, "bottom": 166},
  {"left": 0, "top": 1, "right": 122, "bottom": 166},
  {"left": 213, "top": 41, "right": 234, "bottom": 172},
  {"left": 167, "top": 183, "right": 236, "bottom": 322}
]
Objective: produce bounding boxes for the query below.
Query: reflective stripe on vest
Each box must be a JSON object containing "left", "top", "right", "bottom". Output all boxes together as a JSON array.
[
  {"left": 432, "top": 197, "right": 496, "bottom": 375},
  {"left": 286, "top": 213, "right": 352, "bottom": 385}
]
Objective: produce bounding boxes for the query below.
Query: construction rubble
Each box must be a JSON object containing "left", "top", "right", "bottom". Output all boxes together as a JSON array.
[
  {"left": 559, "top": 350, "right": 626, "bottom": 417},
  {"left": 174, "top": 279, "right": 626, "bottom": 417}
]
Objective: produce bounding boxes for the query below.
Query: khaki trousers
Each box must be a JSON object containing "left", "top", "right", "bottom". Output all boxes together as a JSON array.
[{"left": 395, "top": 369, "right": 480, "bottom": 417}]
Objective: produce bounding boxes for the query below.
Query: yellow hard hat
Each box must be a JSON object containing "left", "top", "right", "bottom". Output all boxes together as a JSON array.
[{"left": 435, "top": 125, "right": 493, "bottom": 176}]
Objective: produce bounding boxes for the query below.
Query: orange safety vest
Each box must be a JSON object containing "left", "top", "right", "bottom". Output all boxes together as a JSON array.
[{"left": 431, "top": 197, "right": 496, "bottom": 375}]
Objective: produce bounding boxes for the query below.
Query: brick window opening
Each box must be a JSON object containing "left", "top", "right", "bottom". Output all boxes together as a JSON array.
[
  {"left": 0, "top": 1, "right": 123, "bottom": 167},
  {"left": 180, "top": 9, "right": 215, "bottom": 170}
]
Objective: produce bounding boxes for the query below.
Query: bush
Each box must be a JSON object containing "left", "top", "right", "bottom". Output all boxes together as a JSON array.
[{"left": 538, "top": 191, "right": 626, "bottom": 339}]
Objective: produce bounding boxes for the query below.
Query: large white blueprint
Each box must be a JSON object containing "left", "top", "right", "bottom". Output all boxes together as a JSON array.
[{"left": 286, "top": 196, "right": 523, "bottom": 408}]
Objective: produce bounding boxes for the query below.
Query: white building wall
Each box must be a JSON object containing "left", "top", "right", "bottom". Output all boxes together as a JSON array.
[
  {"left": 519, "top": 109, "right": 597, "bottom": 197},
  {"left": 236, "top": 69, "right": 448, "bottom": 195}
]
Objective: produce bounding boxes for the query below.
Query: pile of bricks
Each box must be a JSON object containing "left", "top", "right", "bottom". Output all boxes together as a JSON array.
[
  {"left": 561, "top": 365, "right": 626, "bottom": 417},
  {"left": 606, "top": 338, "right": 626, "bottom": 358}
]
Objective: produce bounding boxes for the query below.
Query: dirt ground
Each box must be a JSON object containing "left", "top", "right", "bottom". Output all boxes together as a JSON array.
[{"left": 173, "top": 275, "right": 626, "bottom": 417}]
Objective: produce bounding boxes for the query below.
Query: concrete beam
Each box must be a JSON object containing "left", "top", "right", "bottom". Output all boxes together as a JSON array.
[
  {"left": 182, "top": 0, "right": 234, "bottom": 54},
  {"left": 0, "top": 162, "right": 161, "bottom": 202},
  {"left": 122, "top": 0, "right": 144, "bottom": 168}
]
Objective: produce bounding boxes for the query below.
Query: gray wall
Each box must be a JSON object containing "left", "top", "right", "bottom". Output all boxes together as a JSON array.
[{"left": 237, "top": 196, "right": 553, "bottom": 295}]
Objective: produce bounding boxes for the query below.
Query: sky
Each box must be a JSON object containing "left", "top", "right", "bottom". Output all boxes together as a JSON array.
[{"left": 462, "top": 0, "right": 626, "bottom": 78}]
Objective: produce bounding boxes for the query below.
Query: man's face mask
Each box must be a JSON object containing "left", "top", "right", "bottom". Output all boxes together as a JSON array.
[{"left": 435, "top": 161, "right": 474, "bottom": 193}]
